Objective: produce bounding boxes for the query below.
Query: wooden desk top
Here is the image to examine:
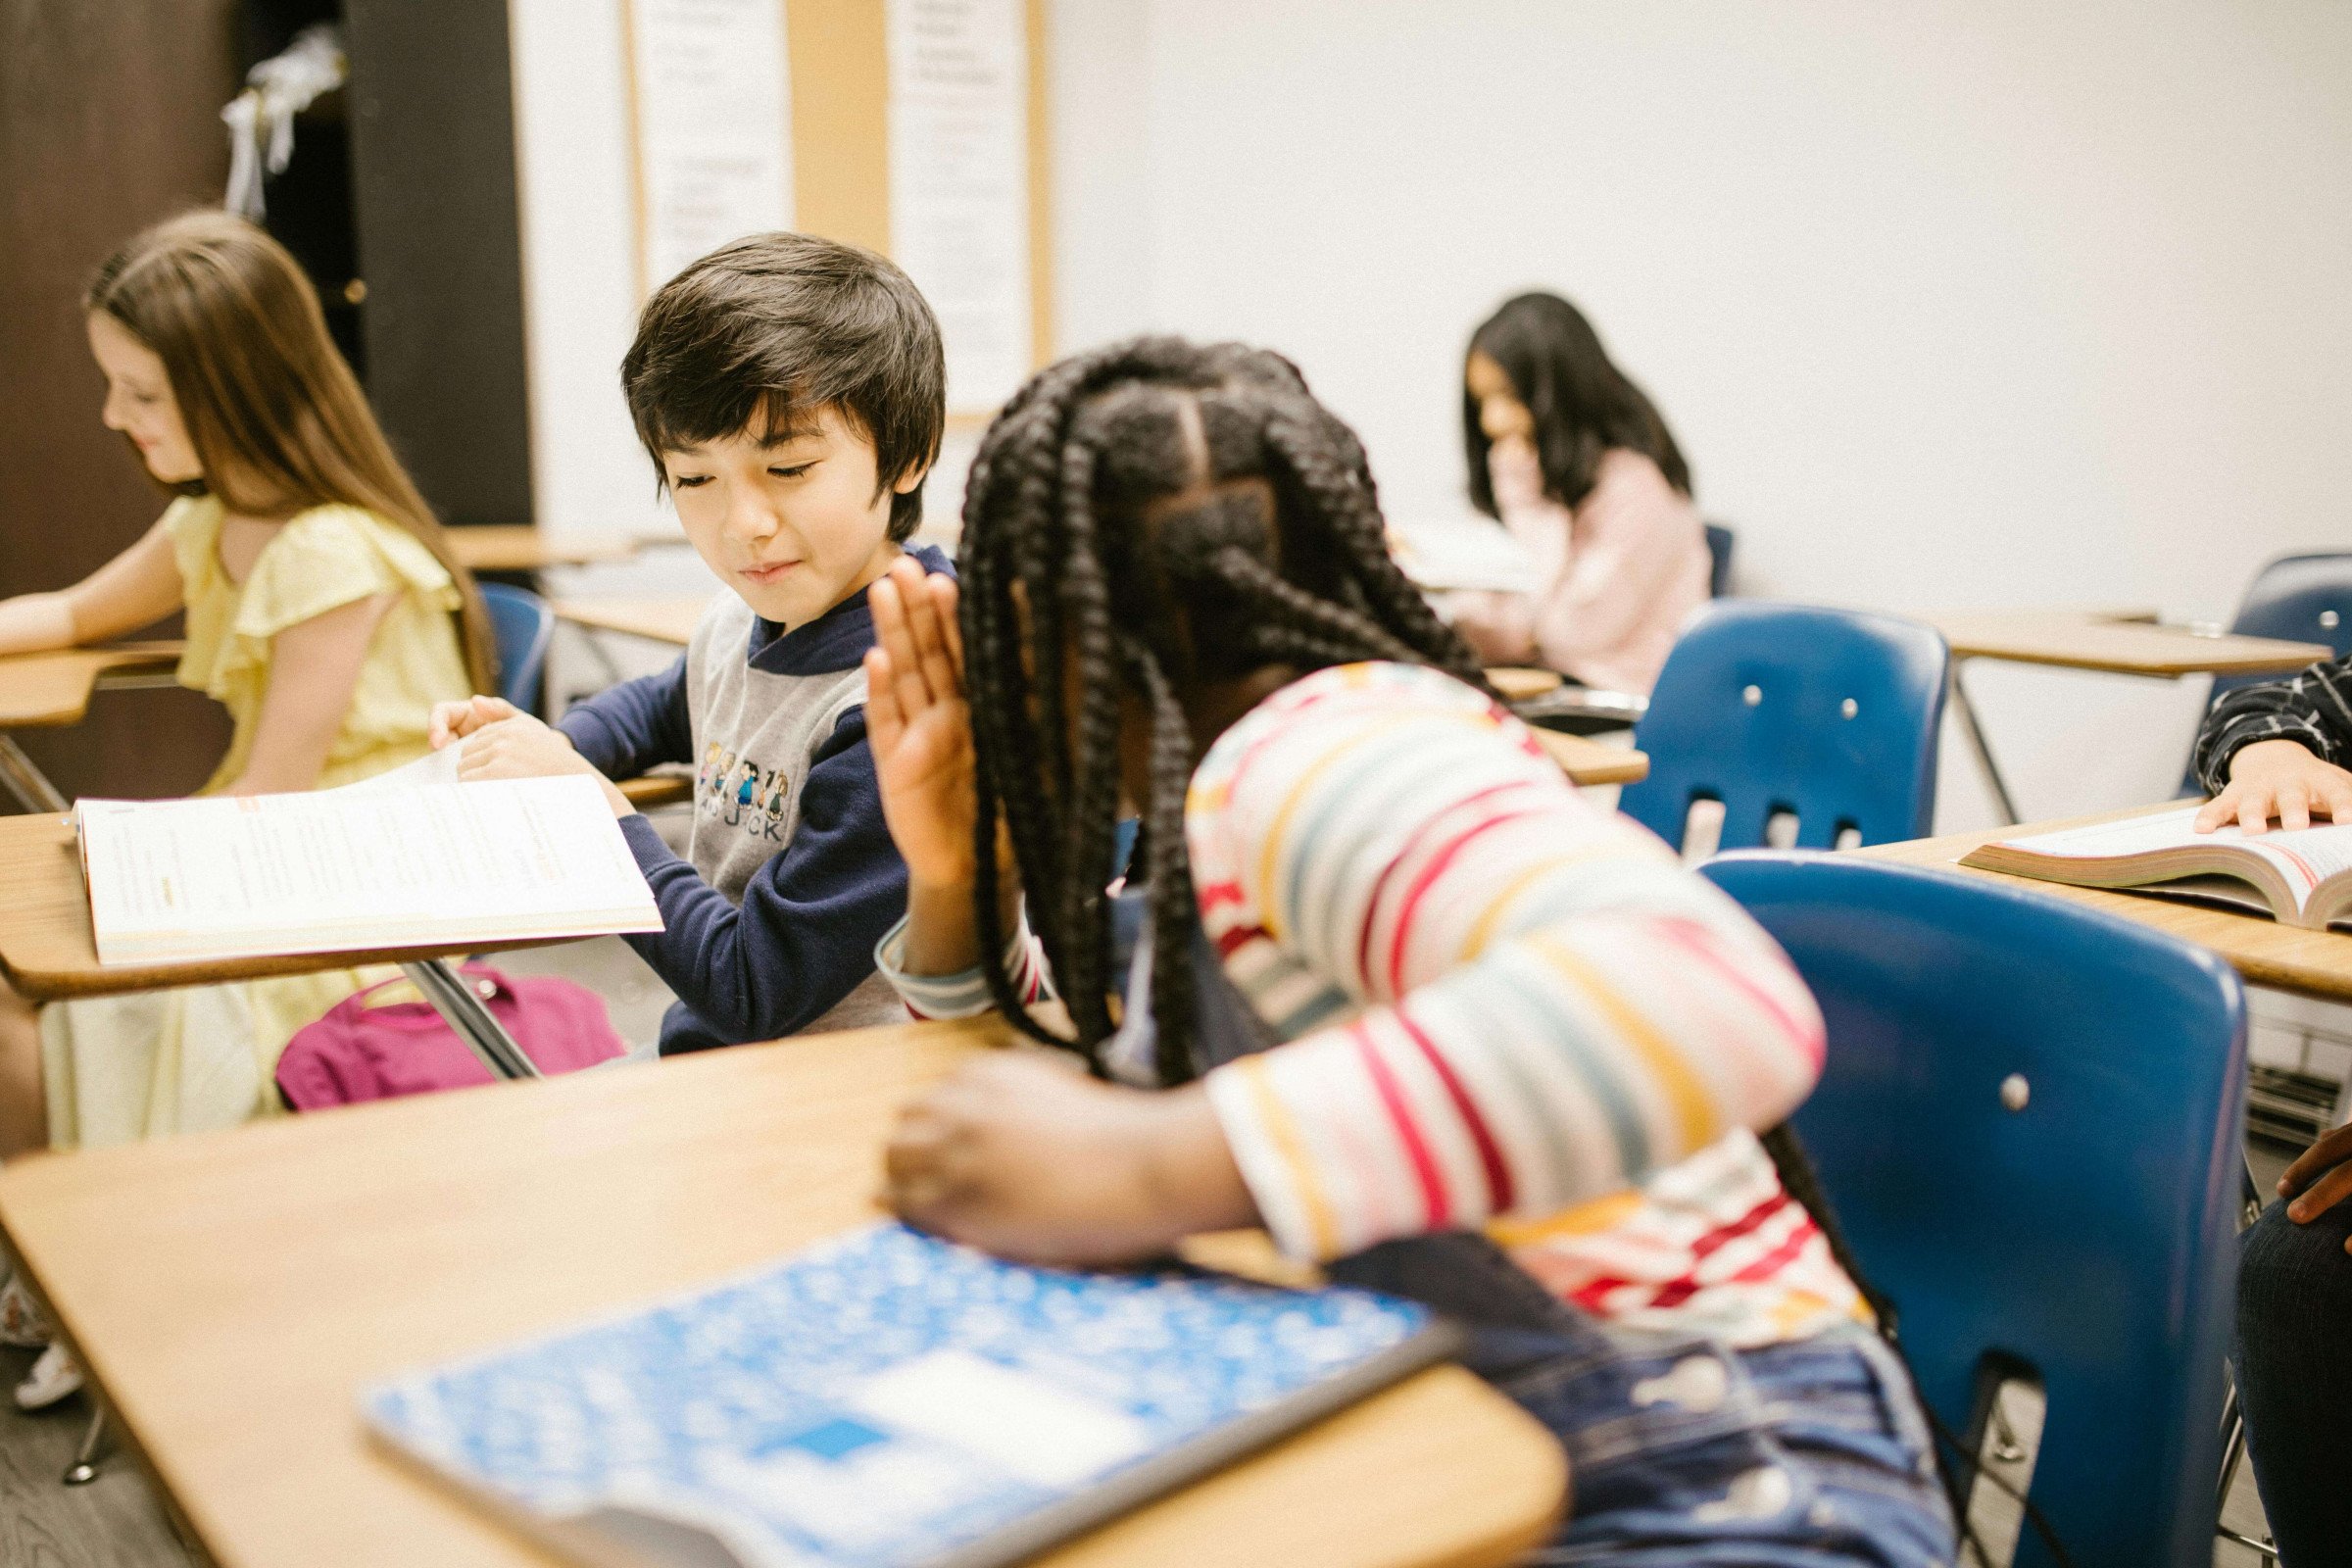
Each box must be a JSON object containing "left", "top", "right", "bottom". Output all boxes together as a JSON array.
[
  {"left": 0, "top": 641, "right": 185, "bottom": 727},
  {"left": 1921, "top": 610, "right": 2328, "bottom": 677},
  {"left": 0, "top": 814, "right": 566, "bottom": 1002},
  {"left": 1534, "top": 729, "right": 1647, "bottom": 786},
  {"left": 1486, "top": 665, "right": 1563, "bottom": 703},
  {"left": 551, "top": 593, "right": 711, "bottom": 645},
  {"left": 448, "top": 527, "right": 638, "bottom": 573},
  {"left": 0, "top": 1019, "right": 1566, "bottom": 1568},
  {"left": 1859, "top": 804, "right": 2352, "bottom": 1002}
]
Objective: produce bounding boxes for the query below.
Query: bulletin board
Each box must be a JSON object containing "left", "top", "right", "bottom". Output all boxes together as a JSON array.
[{"left": 621, "top": 0, "right": 1054, "bottom": 418}]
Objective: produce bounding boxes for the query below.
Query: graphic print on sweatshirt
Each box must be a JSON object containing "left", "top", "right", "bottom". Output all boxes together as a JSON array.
[{"left": 698, "top": 742, "right": 798, "bottom": 844}]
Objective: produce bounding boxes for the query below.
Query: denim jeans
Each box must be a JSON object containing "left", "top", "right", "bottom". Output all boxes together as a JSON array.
[
  {"left": 2235, "top": 1198, "right": 2352, "bottom": 1566},
  {"left": 1329, "top": 1235, "right": 1956, "bottom": 1566}
]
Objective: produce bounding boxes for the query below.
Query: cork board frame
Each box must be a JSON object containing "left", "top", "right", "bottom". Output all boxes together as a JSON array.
[{"left": 624, "top": 0, "right": 1054, "bottom": 412}]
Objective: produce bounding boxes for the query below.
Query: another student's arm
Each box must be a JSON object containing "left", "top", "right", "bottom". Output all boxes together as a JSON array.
[
  {"left": 2192, "top": 655, "right": 2352, "bottom": 834},
  {"left": 1193, "top": 687, "right": 1824, "bottom": 1264},
  {"left": 0, "top": 517, "right": 183, "bottom": 656},
  {"left": 1528, "top": 454, "right": 1695, "bottom": 674},
  {"left": 223, "top": 593, "right": 395, "bottom": 794}
]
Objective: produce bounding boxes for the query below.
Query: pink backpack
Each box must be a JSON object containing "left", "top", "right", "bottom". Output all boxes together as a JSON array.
[{"left": 275, "top": 964, "right": 627, "bottom": 1109}]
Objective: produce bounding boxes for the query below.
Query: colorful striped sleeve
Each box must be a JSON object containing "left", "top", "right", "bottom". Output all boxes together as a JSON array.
[
  {"left": 1193, "top": 663, "right": 1826, "bottom": 1263},
  {"left": 873, "top": 911, "right": 1053, "bottom": 1020}
]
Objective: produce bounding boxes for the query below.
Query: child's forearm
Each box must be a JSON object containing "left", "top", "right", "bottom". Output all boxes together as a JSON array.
[
  {"left": 0, "top": 594, "right": 75, "bottom": 658},
  {"left": 898, "top": 873, "right": 1022, "bottom": 977}
]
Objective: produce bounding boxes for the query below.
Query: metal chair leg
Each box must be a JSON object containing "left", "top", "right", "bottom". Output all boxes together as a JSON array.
[
  {"left": 63, "top": 1405, "right": 105, "bottom": 1486},
  {"left": 1947, "top": 662, "right": 2023, "bottom": 826},
  {"left": 2217, "top": 1369, "right": 2278, "bottom": 1565}
]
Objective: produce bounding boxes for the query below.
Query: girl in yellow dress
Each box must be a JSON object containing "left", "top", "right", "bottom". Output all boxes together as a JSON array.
[{"left": 0, "top": 212, "right": 492, "bottom": 1402}]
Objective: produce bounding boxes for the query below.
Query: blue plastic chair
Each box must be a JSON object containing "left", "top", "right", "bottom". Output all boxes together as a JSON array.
[
  {"left": 2180, "top": 551, "right": 2352, "bottom": 793},
  {"left": 478, "top": 581, "right": 555, "bottom": 715},
  {"left": 1702, "top": 522, "right": 1734, "bottom": 598},
  {"left": 1701, "top": 853, "right": 2245, "bottom": 1568},
  {"left": 1618, "top": 601, "right": 1948, "bottom": 851}
]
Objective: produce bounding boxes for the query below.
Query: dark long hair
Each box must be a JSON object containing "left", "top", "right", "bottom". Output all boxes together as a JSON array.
[
  {"left": 1463, "top": 291, "right": 1690, "bottom": 515},
  {"left": 87, "top": 211, "right": 496, "bottom": 694},
  {"left": 957, "top": 337, "right": 1490, "bottom": 1084}
]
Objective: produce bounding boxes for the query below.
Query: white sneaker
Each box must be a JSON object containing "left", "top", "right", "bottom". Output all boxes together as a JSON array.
[
  {"left": 15, "top": 1342, "right": 82, "bottom": 1410},
  {"left": 0, "top": 1274, "right": 49, "bottom": 1349}
]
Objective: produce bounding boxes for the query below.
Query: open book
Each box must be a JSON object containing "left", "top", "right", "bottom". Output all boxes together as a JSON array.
[
  {"left": 1960, "top": 805, "right": 2352, "bottom": 930},
  {"left": 365, "top": 1223, "right": 1458, "bottom": 1568},
  {"left": 1387, "top": 516, "right": 1538, "bottom": 594},
  {"left": 75, "top": 761, "right": 661, "bottom": 967}
]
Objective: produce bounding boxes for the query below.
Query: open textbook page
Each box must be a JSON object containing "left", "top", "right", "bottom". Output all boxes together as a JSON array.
[
  {"left": 1961, "top": 804, "right": 2352, "bottom": 929},
  {"left": 76, "top": 773, "right": 661, "bottom": 966},
  {"left": 1387, "top": 517, "right": 1538, "bottom": 594}
]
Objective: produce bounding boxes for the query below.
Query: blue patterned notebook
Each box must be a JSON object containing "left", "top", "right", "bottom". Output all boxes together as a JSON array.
[{"left": 364, "top": 1223, "right": 1458, "bottom": 1568}]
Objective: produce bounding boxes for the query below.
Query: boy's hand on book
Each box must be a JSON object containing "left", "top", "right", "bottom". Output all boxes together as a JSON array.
[
  {"left": 867, "top": 557, "right": 981, "bottom": 889},
  {"left": 2280, "top": 1122, "right": 2352, "bottom": 1251},
  {"left": 428, "top": 695, "right": 524, "bottom": 750},
  {"left": 884, "top": 1053, "right": 1257, "bottom": 1268},
  {"left": 454, "top": 712, "right": 634, "bottom": 816},
  {"left": 2195, "top": 739, "right": 2352, "bottom": 836}
]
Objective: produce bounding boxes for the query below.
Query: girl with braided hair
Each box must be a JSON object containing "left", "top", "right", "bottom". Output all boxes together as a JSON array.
[{"left": 864, "top": 337, "right": 1953, "bottom": 1562}]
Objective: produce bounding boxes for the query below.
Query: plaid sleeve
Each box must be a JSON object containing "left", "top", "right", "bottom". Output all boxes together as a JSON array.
[{"left": 2194, "top": 655, "right": 2352, "bottom": 795}]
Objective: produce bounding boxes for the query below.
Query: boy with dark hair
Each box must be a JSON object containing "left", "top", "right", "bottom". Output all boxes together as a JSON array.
[{"left": 431, "top": 232, "right": 950, "bottom": 1053}]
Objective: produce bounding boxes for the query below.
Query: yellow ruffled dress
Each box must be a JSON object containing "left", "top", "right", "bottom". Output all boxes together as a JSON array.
[{"left": 38, "top": 496, "right": 474, "bottom": 1148}]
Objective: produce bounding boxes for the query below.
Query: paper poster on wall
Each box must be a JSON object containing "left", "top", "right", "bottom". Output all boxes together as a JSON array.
[
  {"left": 625, "top": 0, "right": 795, "bottom": 295},
  {"left": 887, "top": 0, "right": 1033, "bottom": 414}
]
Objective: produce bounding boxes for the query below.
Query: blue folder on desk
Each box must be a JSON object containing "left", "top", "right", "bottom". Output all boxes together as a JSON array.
[{"left": 364, "top": 1223, "right": 1458, "bottom": 1568}]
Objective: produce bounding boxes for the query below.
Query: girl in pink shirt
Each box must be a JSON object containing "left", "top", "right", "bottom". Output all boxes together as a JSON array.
[{"left": 1446, "top": 293, "right": 1711, "bottom": 696}]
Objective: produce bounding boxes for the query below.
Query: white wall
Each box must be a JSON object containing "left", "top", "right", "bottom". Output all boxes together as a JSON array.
[
  {"left": 508, "top": 0, "right": 679, "bottom": 545},
  {"left": 1048, "top": 0, "right": 2352, "bottom": 829}
]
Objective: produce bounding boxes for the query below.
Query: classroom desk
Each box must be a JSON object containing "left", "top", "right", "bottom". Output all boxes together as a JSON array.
[
  {"left": 1915, "top": 609, "right": 2328, "bottom": 826},
  {"left": 0, "top": 642, "right": 186, "bottom": 813},
  {"left": 550, "top": 593, "right": 711, "bottom": 646},
  {"left": 0, "top": 1017, "right": 1569, "bottom": 1568},
  {"left": 447, "top": 526, "right": 638, "bottom": 574},
  {"left": 0, "top": 813, "right": 540, "bottom": 1081},
  {"left": 1857, "top": 803, "right": 2352, "bottom": 1004}
]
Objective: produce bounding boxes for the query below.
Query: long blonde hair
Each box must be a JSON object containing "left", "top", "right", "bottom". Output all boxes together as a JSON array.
[{"left": 86, "top": 211, "right": 495, "bottom": 694}]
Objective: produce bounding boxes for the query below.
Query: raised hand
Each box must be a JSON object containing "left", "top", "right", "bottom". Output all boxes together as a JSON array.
[{"left": 864, "top": 557, "right": 981, "bottom": 890}]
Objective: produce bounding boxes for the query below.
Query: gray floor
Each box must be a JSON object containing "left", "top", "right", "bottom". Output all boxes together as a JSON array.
[
  {"left": 0, "top": 942, "right": 2295, "bottom": 1564},
  {"left": 0, "top": 1348, "right": 202, "bottom": 1567}
]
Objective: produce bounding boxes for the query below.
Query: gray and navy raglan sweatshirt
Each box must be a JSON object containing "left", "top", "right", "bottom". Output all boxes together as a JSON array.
[{"left": 557, "top": 544, "right": 951, "bottom": 1054}]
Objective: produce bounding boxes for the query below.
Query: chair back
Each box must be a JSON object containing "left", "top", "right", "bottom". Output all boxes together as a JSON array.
[
  {"left": 2181, "top": 551, "right": 2352, "bottom": 792},
  {"left": 1701, "top": 853, "right": 2244, "bottom": 1568},
  {"left": 478, "top": 582, "right": 556, "bottom": 715},
  {"left": 1702, "top": 522, "right": 1735, "bottom": 597},
  {"left": 1619, "top": 601, "right": 1948, "bottom": 851}
]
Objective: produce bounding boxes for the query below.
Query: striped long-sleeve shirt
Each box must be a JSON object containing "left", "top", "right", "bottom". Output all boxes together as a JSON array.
[
  {"left": 877, "top": 662, "right": 1861, "bottom": 1347},
  {"left": 2194, "top": 654, "right": 2352, "bottom": 795}
]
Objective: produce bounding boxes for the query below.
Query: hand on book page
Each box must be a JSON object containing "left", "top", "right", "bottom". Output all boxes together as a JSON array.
[
  {"left": 2194, "top": 738, "right": 2352, "bottom": 837},
  {"left": 1967, "top": 805, "right": 2352, "bottom": 927}
]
